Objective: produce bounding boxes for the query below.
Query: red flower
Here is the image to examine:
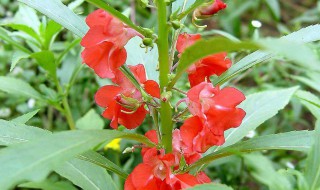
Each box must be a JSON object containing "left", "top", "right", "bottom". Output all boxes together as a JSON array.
[
  {"left": 194, "top": 0, "right": 227, "bottom": 19},
  {"left": 95, "top": 64, "right": 160, "bottom": 129},
  {"left": 180, "top": 116, "right": 224, "bottom": 153},
  {"left": 176, "top": 33, "right": 231, "bottom": 87},
  {"left": 125, "top": 147, "right": 209, "bottom": 190},
  {"left": 187, "top": 82, "right": 246, "bottom": 136},
  {"left": 81, "top": 9, "right": 141, "bottom": 79}
]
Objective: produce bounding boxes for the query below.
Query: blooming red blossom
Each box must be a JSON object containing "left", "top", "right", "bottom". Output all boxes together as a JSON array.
[
  {"left": 187, "top": 82, "right": 246, "bottom": 136},
  {"left": 95, "top": 64, "right": 159, "bottom": 129},
  {"left": 176, "top": 33, "right": 232, "bottom": 87},
  {"left": 180, "top": 116, "right": 224, "bottom": 153},
  {"left": 194, "top": 0, "right": 227, "bottom": 19},
  {"left": 125, "top": 147, "right": 209, "bottom": 190},
  {"left": 81, "top": 9, "right": 141, "bottom": 79}
]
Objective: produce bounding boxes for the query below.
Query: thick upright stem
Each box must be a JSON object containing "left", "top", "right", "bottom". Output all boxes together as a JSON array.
[{"left": 157, "top": 0, "right": 173, "bottom": 153}]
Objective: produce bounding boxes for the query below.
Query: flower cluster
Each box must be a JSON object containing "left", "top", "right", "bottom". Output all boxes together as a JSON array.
[{"left": 81, "top": 1, "right": 245, "bottom": 189}]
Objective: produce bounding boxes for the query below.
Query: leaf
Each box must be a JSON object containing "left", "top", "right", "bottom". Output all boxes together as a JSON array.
[
  {"left": 125, "top": 37, "right": 159, "bottom": 82},
  {"left": 13, "top": 4, "right": 40, "bottom": 33},
  {"left": 187, "top": 131, "right": 314, "bottom": 171},
  {"left": 0, "top": 119, "right": 51, "bottom": 146},
  {"left": 212, "top": 86, "right": 299, "bottom": 152},
  {"left": 264, "top": 0, "right": 281, "bottom": 21},
  {"left": 258, "top": 38, "right": 320, "bottom": 72},
  {"left": 292, "top": 75, "right": 320, "bottom": 93},
  {"left": 0, "top": 121, "right": 128, "bottom": 180},
  {"left": 78, "top": 151, "right": 128, "bottom": 179},
  {"left": 55, "top": 158, "right": 118, "bottom": 190},
  {"left": 6, "top": 23, "right": 41, "bottom": 43},
  {"left": 76, "top": 109, "right": 104, "bottom": 130},
  {"left": 0, "top": 26, "right": 32, "bottom": 53},
  {"left": 30, "top": 51, "right": 57, "bottom": 78},
  {"left": 43, "top": 20, "right": 63, "bottom": 50},
  {"left": 214, "top": 24, "right": 320, "bottom": 85},
  {"left": 243, "top": 153, "right": 292, "bottom": 190},
  {"left": 18, "top": 0, "right": 88, "bottom": 37},
  {"left": 19, "top": 180, "right": 77, "bottom": 190},
  {"left": 169, "top": 38, "right": 259, "bottom": 88},
  {"left": 10, "top": 50, "right": 30, "bottom": 72},
  {"left": 305, "top": 120, "right": 320, "bottom": 190},
  {"left": 295, "top": 90, "right": 320, "bottom": 119},
  {"left": 0, "top": 129, "right": 153, "bottom": 189},
  {"left": 0, "top": 76, "right": 43, "bottom": 100},
  {"left": 11, "top": 109, "right": 40, "bottom": 124},
  {"left": 188, "top": 183, "right": 233, "bottom": 190}
]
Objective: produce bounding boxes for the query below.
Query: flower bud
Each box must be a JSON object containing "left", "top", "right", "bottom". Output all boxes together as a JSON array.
[
  {"left": 194, "top": 0, "right": 227, "bottom": 19},
  {"left": 161, "top": 91, "right": 172, "bottom": 102},
  {"left": 143, "top": 38, "right": 153, "bottom": 47}
]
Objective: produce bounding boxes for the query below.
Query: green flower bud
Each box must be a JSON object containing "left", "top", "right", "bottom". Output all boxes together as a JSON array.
[
  {"left": 171, "top": 20, "right": 181, "bottom": 30},
  {"left": 143, "top": 38, "right": 153, "bottom": 47}
]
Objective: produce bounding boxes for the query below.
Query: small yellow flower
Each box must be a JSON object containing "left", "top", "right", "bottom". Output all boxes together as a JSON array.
[{"left": 104, "top": 138, "right": 121, "bottom": 151}]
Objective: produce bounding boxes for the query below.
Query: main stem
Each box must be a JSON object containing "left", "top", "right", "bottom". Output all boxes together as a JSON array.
[{"left": 157, "top": 0, "right": 173, "bottom": 153}]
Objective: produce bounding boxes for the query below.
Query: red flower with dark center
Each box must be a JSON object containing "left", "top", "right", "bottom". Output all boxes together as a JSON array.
[
  {"left": 187, "top": 82, "right": 246, "bottom": 136},
  {"left": 95, "top": 64, "right": 160, "bottom": 129},
  {"left": 81, "top": 9, "right": 141, "bottom": 79},
  {"left": 176, "top": 33, "right": 231, "bottom": 87}
]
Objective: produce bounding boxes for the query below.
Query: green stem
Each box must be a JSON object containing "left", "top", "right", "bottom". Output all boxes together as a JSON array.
[
  {"left": 55, "top": 77, "right": 76, "bottom": 130},
  {"left": 157, "top": 0, "right": 173, "bottom": 153}
]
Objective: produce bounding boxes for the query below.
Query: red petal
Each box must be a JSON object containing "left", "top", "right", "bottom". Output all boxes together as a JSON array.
[
  {"left": 117, "top": 105, "right": 148, "bottom": 129},
  {"left": 145, "top": 130, "right": 159, "bottom": 144},
  {"left": 176, "top": 33, "right": 201, "bottom": 53},
  {"left": 144, "top": 80, "right": 161, "bottom": 98},
  {"left": 131, "top": 164, "right": 155, "bottom": 188},
  {"left": 86, "top": 9, "right": 113, "bottom": 28},
  {"left": 196, "top": 172, "right": 211, "bottom": 184},
  {"left": 180, "top": 116, "right": 203, "bottom": 150},
  {"left": 95, "top": 86, "right": 121, "bottom": 107},
  {"left": 129, "top": 64, "right": 147, "bottom": 84}
]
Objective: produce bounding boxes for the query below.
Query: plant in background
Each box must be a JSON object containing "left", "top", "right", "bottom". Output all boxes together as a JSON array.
[{"left": 0, "top": 0, "right": 320, "bottom": 190}]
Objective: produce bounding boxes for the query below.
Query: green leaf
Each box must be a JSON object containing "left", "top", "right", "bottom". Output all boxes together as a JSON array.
[
  {"left": 211, "top": 87, "right": 299, "bottom": 152},
  {"left": 6, "top": 23, "right": 41, "bottom": 43},
  {"left": 19, "top": 180, "right": 77, "bottom": 190},
  {"left": 0, "top": 76, "right": 43, "bottom": 100},
  {"left": 125, "top": 37, "right": 159, "bottom": 82},
  {"left": 56, "top": 158, "right": 118, "bottom": 190},
  {"left": 305, "top": 120, "right": 320, "bottom": 190},
  {"left": 188, "top": 183, "right": 233, "bottom": 190},
  {"left": 295, "top": 90, "right": 320, "bottom": 119},
  {"left": 11, "top": 109, "right": 40, "bottom": 124},
  {"left": 264, "top": 0, "right": 281, "bottom": 21},
  {"left": 30, "top": 51, "right": 57, "bottom": 78},
  {"left": 0, "top": 121, "right": 129, "bottom": 179},
  {"left": 76, "top": 109, "right": 104, "bottom": 130},
  {"left": 0, "top": 27, "right": 32, "bottom": 54},
  {"left": 214, "top": 24, "right": 320, "bottom": 85},
  {"left": 292, "top": 75, "right": 320, "bottom": 93},
  {"left": 13, "top": 4, "right": 40, "bottom": 33},
  {"left": 0, "top": 119, "right": 51, "bottom": 146},
  {"left": 10, "top": 50, "right": 30, "bottom": 72},
  {"left": 169, "top": 38, "right": 259, "bottom": 88},
  {"left": 78, "top": 151, "right": 128, "bottom": 179},
  {"left": 43, "top": 20, "right": 63, "bottom": 50},
  {"left": 186, "top": 131, "right": 314, "bottom": 171},
  {"left": 243, "top": 153, "right": 292, "bottom": 190},
  {"left": 258, "top": 38, "right": 320, "bottom": 72},
  {"left": 18, "top": 0, "right": 88, "bottom": 37},
  {"left": 0, "top": 129, "right": 153, "bottom": 189}
]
